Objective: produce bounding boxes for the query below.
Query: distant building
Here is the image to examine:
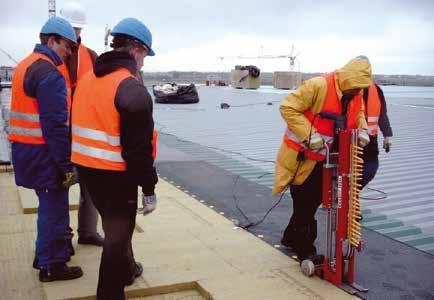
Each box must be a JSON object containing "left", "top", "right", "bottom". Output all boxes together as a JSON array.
[{"left": 0, "top": 66, "right": 14, "bottom": 81}]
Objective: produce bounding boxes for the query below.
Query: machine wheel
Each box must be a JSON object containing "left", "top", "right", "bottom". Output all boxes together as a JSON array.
[{"left": 301, "top": 259, "right": 315, "bottom": 277}]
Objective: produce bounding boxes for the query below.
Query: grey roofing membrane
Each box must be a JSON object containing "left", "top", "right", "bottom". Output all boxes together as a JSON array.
[
  {"left": 1, "top": 83, "right": 434, "bottom": 297},
  {"left": 153, "top": 85, "right": 434, "bottom": 255}
]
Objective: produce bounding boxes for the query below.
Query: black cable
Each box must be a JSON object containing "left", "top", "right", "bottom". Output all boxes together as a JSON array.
[
  {"left": 241, "top": 186, "right": 289, "bottom": 229},
  {"left": 360, "top": 186, "right": 388, "bottom": 201},
  {"left": 226, "top": 100, "right": 280, "bottom": 108},
  {"left": 235, "top": 115, "right": 318, "bottom": 230},
  {"left": 157, "top": 115, "right": 388, "bottom": 229}
]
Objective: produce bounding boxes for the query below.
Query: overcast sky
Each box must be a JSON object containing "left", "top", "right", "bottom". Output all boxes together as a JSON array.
[{"left": 1, "top": 0, "right": 433, "bottom": 75}]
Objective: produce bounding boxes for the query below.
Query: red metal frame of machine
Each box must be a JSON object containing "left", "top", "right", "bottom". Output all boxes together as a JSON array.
[{"left": 320, "top": 128, "right": 367, "bottom": 294}]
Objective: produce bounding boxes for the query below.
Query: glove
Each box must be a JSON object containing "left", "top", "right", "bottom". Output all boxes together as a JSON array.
[
  {"left": 141, "top": 194, "right": 157, "bottom": 215},
  {"left": 307, "top": 132, "right": 324, "bottom": 150},
  {"left": 358, "top": 129, "right": 370, "bottom": 147},
  {"left": 62, "top": 172, "right": 78, "bottom": 189},
  {"left": 383, "top": 137, "right": 392, "bottom": 153}
]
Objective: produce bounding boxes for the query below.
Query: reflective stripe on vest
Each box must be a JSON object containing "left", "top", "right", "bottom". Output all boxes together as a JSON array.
[
  {"left": 72, "top": 124, "right": 120, "bottom": 146},
  {"left": 71, "top": 68, "right": 132, "bottom": 170},
  {"left": 8, "top": 53, "right": 54, "bottom": 144},
  {"left": 365, "top": 85, "right": 381, "bottom": 136},
  {"left": 282, "top": 72, "right": 364, "bottom": 161},
  {"left": 283, "top": 128, "right": 332, "bottom": 161},
  {"left": 72, "top": 141, "right": 124, "bottom": 162}
]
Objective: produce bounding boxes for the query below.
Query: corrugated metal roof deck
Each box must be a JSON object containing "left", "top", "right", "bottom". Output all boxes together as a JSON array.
[{"left": 154, "top": 85, "right": 434, "bottom": 255}]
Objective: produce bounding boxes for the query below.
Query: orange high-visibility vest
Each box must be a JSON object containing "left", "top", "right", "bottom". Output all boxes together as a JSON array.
[
  {"left": 75, "top": 44, "right": 94, "bottom": 86},
  {"left": 71, "top": 68, "right": 158, "bottom": 171},
  {"left": 57, "top": 62, "right": 72, "bottom": 113},
  {"left": 365, "top": 85, "right": 381, "bottom": 136},
  {"left": 8, "top": 53, "right": 70, "bottom": 144},
  {"left": 152, "top": 130, "right": 158, "bottom": 160},
  {"left": 283, "top": 72, "right": 364, "bottom": 161}
]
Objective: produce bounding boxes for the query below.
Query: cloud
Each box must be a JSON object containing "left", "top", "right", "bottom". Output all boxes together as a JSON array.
[{"left": 1, "top": 0, "right": 433, "bottom": 75}]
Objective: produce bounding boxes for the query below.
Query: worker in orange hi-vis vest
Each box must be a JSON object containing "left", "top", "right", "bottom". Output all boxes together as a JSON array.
[
  {"left": 360, "top": 67, "right": 393, "bottom": 187},
  {"left": 273, "top": 56, "right": 373, "bottom": 263},
  {"left": 9, "top": 17, "right": 83, "bottom": 282},
  {"left": 60, "top": 1, "right": 103, "bottom": 248},
  {"left": 71, "top": 17, "right": 157, "bottom": 299}
]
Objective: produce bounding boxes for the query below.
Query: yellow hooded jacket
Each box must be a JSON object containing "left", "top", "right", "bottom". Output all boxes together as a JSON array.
[{"left": 272, "top": 58, "right": 372, "bottom": 194}]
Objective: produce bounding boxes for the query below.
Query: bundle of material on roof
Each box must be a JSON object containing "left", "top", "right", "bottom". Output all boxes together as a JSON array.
[{"left": 153, "top": 83, "right": 199, "bottom": 104}]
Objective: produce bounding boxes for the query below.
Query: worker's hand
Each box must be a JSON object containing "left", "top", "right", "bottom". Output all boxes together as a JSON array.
[
  {"left": 308, "top": 132, "right": 324, "bottom": 150},
  {"left": 141, "top": 194, "right": 157, "bottom": 216},
  {"left": 358, "top": 129, "right": 370, "bottom": 147},
  {"left": 383, "top": 137, "right": 392, "bottom": 153},
  {"left": 62, "top": 172, "right": 77, "bottom": 189}
]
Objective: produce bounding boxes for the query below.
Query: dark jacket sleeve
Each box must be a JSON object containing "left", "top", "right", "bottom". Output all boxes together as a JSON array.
[
  {"left": 87, "top": 48, "right": 98, "bottom": 64},
  {"left": 115, "top": 77, "right": 158, "bottom": 195},
  {"left": 24, "top": 60, "right": 73, "bottom": 175},
  {"left": 376, "top": 85, "right": 393, "bottom": 137}
]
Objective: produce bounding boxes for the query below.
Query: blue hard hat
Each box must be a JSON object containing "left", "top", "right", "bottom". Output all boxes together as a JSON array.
[
  {"left": 40, "top": 17, "right": 77, "bottom": 43},
  {"left": 111, "top": 18, "right": 155, "bottom": 56}
]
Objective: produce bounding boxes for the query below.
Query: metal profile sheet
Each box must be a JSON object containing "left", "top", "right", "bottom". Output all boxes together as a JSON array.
[{"left": 154, "top": 85, "right": 434, "bottom": 255}]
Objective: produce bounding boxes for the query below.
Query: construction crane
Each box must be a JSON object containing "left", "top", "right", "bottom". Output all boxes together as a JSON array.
[
  {"left": 104, "top": 25, "right": 111, "bottom": 51},
  {"left": 218, "top": 45, "right": 301, "bottom": 72},
  {"left": 0, "top": 48, "right": 18, "bottom": 65},
  {"left": 48, "top": 0, "right": 56, "bottom": 17},
  {"left": 219, "top": 45, "right": 302, "bottom": 89}
]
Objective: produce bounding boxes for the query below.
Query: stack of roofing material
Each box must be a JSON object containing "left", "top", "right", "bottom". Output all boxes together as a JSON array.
[
  {"left": 272, "top": 71, "right": 301, "bottom": 90},
  {"left": 231, "top": 65, "right": 261, "bottom": 89}
]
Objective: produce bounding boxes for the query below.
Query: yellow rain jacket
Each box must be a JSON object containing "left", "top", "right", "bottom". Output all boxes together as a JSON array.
[{"left": 272, "top": 58, "right": 372, "bottom": 194}]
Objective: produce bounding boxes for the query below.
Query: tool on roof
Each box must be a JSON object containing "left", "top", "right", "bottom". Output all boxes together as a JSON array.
[{"left": 300, "top": 112, "right": 368, "bottom": 295}]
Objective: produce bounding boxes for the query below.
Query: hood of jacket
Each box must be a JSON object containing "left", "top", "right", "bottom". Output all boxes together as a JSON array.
[
  {"left": 94, "top": 50, "right": 137, "bottom": 77},
  {"left": 336, "top": 57, "right": 372, "bottom": 92}
]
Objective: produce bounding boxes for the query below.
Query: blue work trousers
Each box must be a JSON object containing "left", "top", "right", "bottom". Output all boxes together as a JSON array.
[
  {"left": 362, "top": 157, "right": 379, "bottom": 188},
  {"left": 35, "top": 188, "right": 70, "bottom": 269}
]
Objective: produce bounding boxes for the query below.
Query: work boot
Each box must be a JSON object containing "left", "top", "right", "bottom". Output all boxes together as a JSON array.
[
  {"left": 39, "top": 263, "right": 83, "bottom": 282},
  {"left": 78, "top": 233, "right": 104, "bottom": 247},
  {"left": 125, "top": 262, "right": 143, "bottom": 286}
]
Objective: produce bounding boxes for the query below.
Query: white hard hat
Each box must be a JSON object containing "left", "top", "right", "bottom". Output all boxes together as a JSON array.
[{"left": 59, "top": 2, "right": 86, "bottom": 28}]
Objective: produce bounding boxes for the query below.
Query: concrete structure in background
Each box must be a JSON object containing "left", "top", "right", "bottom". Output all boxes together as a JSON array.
[
  {"left": 0, "top": 66, "right": 14, "bottom": 81},
  {"left": 272, "top": 71, "right": 302, "bottom": 89},
  {"left": 230, "top": 68, "right": 260, "bottom": 89}
]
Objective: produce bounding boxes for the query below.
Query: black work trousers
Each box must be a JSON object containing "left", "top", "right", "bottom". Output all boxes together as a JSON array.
[
  {"left": 282, "top": 162, "right": 323, "bottom": 261},
  {"left": 77, "top": 166, "right": 138, "bottom": 300}
]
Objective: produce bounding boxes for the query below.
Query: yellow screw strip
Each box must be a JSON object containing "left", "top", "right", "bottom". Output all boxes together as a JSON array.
[{"left": 348, "top": 144, "right": 364, "bottom": 247}]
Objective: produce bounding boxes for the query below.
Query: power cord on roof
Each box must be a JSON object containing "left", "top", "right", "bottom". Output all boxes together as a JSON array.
[
  {"left": 155, "top": 122, "right": 388, "bottom": 232},
  {"left": 360, "top": 186, "right": 388, "bottom": 201}
]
